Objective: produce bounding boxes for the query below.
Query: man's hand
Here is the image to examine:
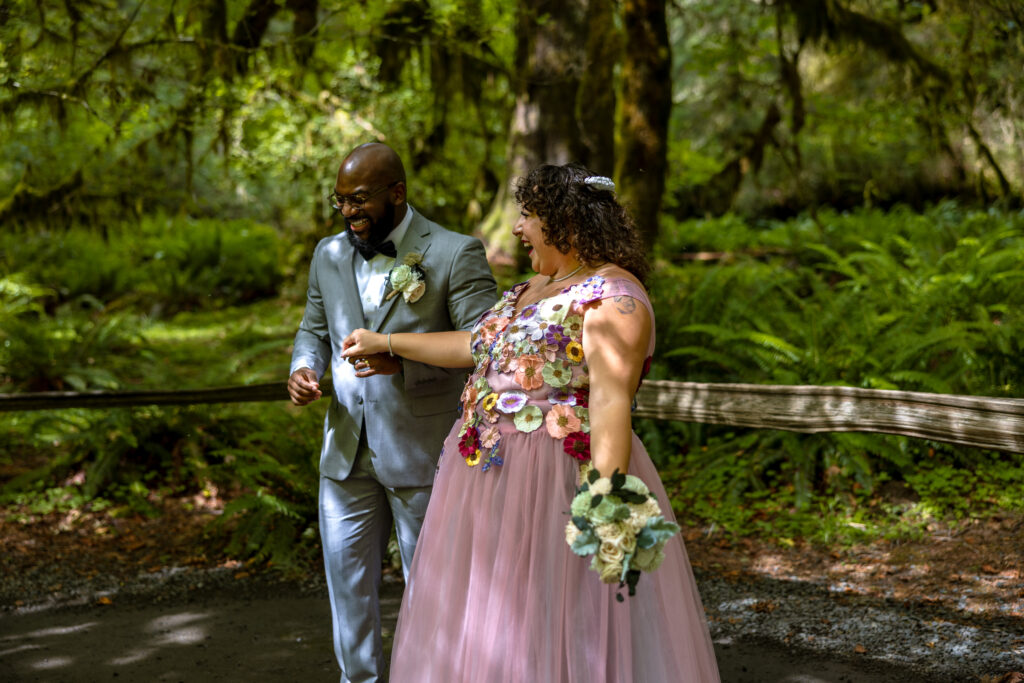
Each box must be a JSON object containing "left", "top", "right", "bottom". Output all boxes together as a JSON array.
[
  {"left": 288, "top": 367, "right": 322, "bottom": 406},
  {"left": 349, "top": 352, "right": 401, "bottom": 377}
]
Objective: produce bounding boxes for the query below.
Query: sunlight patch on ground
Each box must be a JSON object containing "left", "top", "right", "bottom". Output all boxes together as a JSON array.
[
  {"left": 749, "top": 553, "right": 796, "bottom": 577},
  {"left": 146, "top": 611, "right": 210, "bottom": 635},
  {"left": 107, "top": 612, "right": 211, "bottom": 665},
  {"left": 143, "top": 299, "right": 301, "bottom": 343},
  {"left": 20, "top": 622, "right": 97, "bottom": 639},
  {"left": 30, "top": 655, "right": 74, "bottom": 669},
  {"left": 108, "top": 647, "right": 157, "bottom": 666}
]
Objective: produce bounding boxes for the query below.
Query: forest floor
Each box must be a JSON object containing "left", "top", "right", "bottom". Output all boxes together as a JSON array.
[
  {"left": 3, "top": 493, "right": 1021, "bottom": 620},
  {"left": 1, "top": 495, "right": 1023, "bottom": 682}
]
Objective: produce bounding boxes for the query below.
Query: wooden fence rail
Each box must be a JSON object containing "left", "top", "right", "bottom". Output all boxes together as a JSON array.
[{"left": 2, "top": 380, "right": 1023, "bottom": 453}]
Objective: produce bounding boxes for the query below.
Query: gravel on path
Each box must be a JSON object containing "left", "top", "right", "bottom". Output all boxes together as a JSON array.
[{"left": 1, "top": 564, "right": 1020, "bottom": 682}]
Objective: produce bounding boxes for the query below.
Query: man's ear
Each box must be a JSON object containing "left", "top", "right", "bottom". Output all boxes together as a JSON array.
[{"left": 391, "top": 182, "right": 407, "bottom": 205}]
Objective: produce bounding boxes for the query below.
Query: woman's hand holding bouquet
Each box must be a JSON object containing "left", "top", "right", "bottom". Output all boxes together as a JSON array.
[{"left": 565, "top": 463, "right": 681, "bottom": 601}]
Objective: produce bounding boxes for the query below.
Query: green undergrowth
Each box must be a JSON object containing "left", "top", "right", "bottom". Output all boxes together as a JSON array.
[
  {"left": 4, "top": 202, "right": 1024, "bottom": 567},
  {"left": 641, "top": 203, "right": 1024, "bottom": 546},
  {"left": 640, "top": 424, "right": 1024, "bottom": 548}
]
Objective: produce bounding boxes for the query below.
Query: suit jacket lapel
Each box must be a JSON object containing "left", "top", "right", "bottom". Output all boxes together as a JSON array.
[
  {"left": 327, "top": 233, "right": 366, "bottom": 327},
  {"left": 370, "top": 212, "right": 434, "bottom": 332}
]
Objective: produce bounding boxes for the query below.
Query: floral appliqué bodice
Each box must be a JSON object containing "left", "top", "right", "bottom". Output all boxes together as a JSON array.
[{"left": 455, "top": 275, "right": 654, "bottom": 471}]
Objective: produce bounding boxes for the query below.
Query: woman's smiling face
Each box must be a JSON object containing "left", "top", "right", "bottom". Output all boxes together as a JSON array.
[{"left": 513, "top": 209, "right": 561, "bottom": 276}]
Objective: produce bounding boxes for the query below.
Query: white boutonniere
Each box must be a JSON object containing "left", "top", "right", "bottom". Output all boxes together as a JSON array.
[{"left": 386, "top": 252, "right": 427, "bottom": 303}]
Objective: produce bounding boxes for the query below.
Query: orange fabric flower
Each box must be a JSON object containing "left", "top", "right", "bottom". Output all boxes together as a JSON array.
[
  {"left": 462, "top": 386, "right": 479, "bottom": 422},
  {"left": 513, "top": 354, "right": 545, "bottom": 390},
  {"left": 480, "top": 316, "right": 510, "bottom": 344},
  {"left": 546, "top": 404, "right": 582, "bottom": 439}
]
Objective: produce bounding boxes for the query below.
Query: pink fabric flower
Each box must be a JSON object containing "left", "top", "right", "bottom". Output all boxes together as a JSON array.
[
  {"left": 514, "top": 354, "right": 545, "bottom": 391},
  {"left": 545, "top": 404, "right": 582, "bottom": 439},
  {"left": 499, "top": 342, "right": 518, "bottom": 373},
  {"left": 480, "top": 426, "right": 501, "bottom": 449}
]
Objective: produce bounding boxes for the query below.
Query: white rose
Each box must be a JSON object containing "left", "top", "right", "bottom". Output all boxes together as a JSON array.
[
  {"left": 597, "top": 540, "right": 626, "bottom": 570},
  {"left": 640, "top": 498, "right": 662, "bottom": 518},
  {"left": 625, "top": 509, "right": 649, "bottom": 534},
  {"left": 405, "top": 280, "right": 426, "bottom": 303},
  {"left": 593, "top": 556, "right": 621, "bottom": 584},
  {"left": 565, "top": 520, "right": 581, "bottom": 546},
  {"left": 597, "top": 522, "right": 636, "bottom": 554}
]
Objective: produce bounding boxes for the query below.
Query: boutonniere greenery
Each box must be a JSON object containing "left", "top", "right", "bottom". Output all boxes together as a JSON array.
[{"left": 386, "top": 252, "right": 426, "bottom": 303}]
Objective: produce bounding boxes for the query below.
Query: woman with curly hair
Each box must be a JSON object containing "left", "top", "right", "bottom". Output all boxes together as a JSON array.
[{"left": 343, "top": 163, "right": 720, "bottom": 681}]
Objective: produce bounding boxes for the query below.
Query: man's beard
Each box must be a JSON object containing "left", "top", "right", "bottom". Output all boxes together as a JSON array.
[{"left": 346, "top": 203, "right": 396, "bottom": 248}]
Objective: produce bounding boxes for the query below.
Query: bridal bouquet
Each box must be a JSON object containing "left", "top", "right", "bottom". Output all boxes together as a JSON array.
[{"left": 564, "top": 463, "right": 680, "bottom": 600}]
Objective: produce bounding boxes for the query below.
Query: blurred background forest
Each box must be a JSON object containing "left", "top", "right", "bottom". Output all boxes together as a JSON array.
[{"left": 2, "top": 0, "right": 1023, "bottom": 569}]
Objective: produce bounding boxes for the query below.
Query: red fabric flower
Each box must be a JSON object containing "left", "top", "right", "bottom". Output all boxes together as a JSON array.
[
  {"left": 573, "top": 388, "right": 590, "bottom": 407},
  {"left": 563, "top": 431, "right": 591, "bottom": 461},
  {"left": 459, "top": 426, "right": 480, "bottom": 457}
]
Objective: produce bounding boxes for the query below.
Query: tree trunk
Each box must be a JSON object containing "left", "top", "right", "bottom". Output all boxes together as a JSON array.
[
  {"left": 577, "top": 0, "right": 620, "bottom": 176},
  {"left": 479, "top": 0, "right": 593, "bottom": 270},
  {"left": 615, "top": 0, "right": 671, "bottom": 248}
]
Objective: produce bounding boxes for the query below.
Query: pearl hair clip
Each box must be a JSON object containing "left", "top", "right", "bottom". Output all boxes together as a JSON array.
[{"left": 583, "top": 176, "right": 615, "bottom": 192}]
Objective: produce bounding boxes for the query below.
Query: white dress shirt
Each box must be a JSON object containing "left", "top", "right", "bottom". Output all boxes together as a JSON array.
[{"left": 354, "top": 206, "right": 414, "bottom": 318}]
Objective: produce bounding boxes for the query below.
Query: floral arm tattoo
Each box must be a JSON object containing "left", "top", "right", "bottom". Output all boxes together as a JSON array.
[{"left": 613, "top": 296, "right": 637, "bottom": 315}]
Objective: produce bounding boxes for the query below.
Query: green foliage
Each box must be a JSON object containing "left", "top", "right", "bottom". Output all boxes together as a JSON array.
[
  {"left": 0, "top": 275, "right": 319, "bottom": 569},
  {"left": 0, "top": 297, "right": 145, "bottom": 391},
  {"left": 648, "top": 203, "right": 1024, "bottom": 525},
  {"left": 0, "top": 0, "right": 515, "bottom": 236},
  {"left": 209, "top": 406, "right": 324, "bottom": 571},
  {"left": 667, "top": 0, "right": 1024, "bottom": 214},
  {"left": 0, "top": 216, "right": 286, "bottom": 312},
  {"left": 0, "top": 400, "right": 325, "bottom": 569}
]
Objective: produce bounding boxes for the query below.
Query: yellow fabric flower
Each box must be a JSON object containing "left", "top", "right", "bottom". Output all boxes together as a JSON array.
[
  {"left": 465, "top": 449, "right": 482, "bottom": 466},
  {"left": 482, "top": 392, "right": 499, "bottom": 412},
  {"left": 566, "top": 341, "right": 584, "bottom": 363}
]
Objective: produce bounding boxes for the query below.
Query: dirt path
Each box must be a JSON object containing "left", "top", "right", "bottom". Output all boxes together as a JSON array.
[
  {"left": 1, "top": 580, "right": 939, "bottom": 683},
  {"left": 2, "top": 498, "right": 1022, "bottom": 681}
]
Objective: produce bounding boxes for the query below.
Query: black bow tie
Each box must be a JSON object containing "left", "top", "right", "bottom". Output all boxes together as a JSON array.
[{"left": 347, "top": 231, "right": 397, "bottom": 261}]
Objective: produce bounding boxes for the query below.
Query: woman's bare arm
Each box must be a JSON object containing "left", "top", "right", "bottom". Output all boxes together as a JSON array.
[
  {"left": 581, "top": 295, "right": 652, "bottom": 477},
  {"left": 342, "top": 329, "right": 474, "bottom": 369}
]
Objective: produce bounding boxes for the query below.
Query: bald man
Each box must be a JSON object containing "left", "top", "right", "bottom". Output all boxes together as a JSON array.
[{"left": 288, "top": 143, "right": 497, "bottom": 682}]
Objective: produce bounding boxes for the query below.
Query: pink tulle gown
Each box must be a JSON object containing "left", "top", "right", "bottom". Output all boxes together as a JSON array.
[{"left": 389, "top": 273, "right": 721, "bottom": 682}]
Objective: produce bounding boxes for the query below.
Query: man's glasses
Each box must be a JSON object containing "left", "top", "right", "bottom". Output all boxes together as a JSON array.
[{"left": 329, "top": 181, "right": 399, "bottom": 211}]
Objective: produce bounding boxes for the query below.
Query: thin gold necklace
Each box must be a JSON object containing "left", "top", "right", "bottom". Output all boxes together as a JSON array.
[{"left": 549, "top": 264, "right": 584, "bottom": 283}]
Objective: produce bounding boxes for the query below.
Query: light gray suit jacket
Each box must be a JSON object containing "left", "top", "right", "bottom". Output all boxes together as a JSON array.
[{"left": 290, "top": 210, "right": 498, "bottom": 488}]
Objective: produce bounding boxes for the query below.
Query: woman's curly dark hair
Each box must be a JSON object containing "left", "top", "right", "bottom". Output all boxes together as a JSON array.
[{"left": 514, "top": 163, "right": 649, "bottom": 283}]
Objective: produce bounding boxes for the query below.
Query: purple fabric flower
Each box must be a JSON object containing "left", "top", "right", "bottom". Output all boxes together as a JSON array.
[
  {"left": 518, "top": 304, "right": 539, "bottom": 322},
  {"left": 544, "top": 324, "right": 569, "bottom": 349},
  {"left": 575, "top": 275, "right": 605, "bottom": 305},
  {"left": 496, "top": 391, "right": 528, "bottom": 414},
  {"left": 547, "top": 388, "right": 577, "bottom": 406}
]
